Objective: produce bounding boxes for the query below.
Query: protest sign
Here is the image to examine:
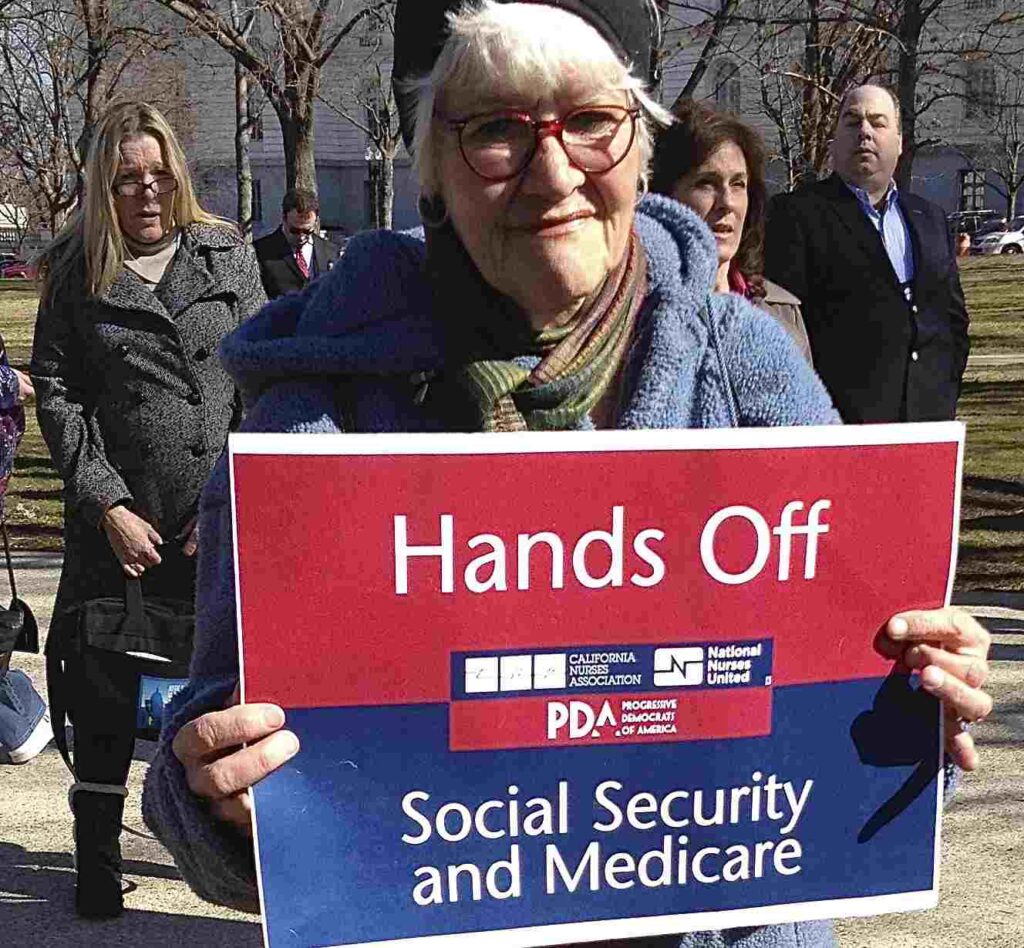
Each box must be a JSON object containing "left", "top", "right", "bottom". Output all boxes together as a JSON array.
[{"left": 229, "top": 423, "right": 963, "bottom": 948}]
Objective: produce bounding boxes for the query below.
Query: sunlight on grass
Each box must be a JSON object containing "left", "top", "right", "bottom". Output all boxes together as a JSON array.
[{"left": 1, "top": 262, "right": 1022, "bottom": 587}]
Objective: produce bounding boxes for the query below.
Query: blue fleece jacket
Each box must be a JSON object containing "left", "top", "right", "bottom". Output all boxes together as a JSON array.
[{"left": 142, "top": 196, "right": 840, "bottom": 947}]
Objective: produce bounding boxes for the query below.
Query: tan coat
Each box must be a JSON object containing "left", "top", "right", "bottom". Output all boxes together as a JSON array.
[{"left": 756, "top": 279, "right": 814, "bottom": 366}]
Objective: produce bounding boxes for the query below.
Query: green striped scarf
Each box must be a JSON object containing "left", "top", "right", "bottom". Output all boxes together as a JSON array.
[{"left": 430, "top": 228, "right": 648, "bottom": 432}]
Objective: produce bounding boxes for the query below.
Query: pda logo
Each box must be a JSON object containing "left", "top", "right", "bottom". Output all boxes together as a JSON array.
[
  {"left": 547, "top": 700, "right": 617, "bottom": 740},
  {"left": 653, "top": 647, "right": 704, "bottom": 687}
]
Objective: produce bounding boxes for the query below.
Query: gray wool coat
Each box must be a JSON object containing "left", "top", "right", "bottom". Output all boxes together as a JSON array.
[{"left": 31, "top": 222, "right": 266, "bottom": 614}]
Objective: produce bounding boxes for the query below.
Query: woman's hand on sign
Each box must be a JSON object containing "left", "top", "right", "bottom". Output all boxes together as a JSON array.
[
  {"left": 172, "top": 684, "right": 300, "bottom": 835},
  {"left": 879, "top": 607, "right": 992, "bottom": 772},
  {"left": 102, "top": 504, "right": 163, "bottom": 578}
]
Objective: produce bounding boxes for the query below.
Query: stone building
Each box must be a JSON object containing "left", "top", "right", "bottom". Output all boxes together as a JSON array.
[
  {"left": 169, "top": 0, "right": 1023, "bottom": 237},
  {"left": 665, "top": 0, "right": 1024, "bottom": 218}
]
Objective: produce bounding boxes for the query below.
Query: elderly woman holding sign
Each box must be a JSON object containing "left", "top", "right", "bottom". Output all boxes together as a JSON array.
[{"left": 143, "top": 1, "right": 992, "bottom": 944}]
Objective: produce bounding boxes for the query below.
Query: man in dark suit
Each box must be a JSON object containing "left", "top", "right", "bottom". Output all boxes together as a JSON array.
[
  {"left": 253, "top": 188, "right": 340, "bottom": 298},
  {"left": 765, "top": 84, "right": 970, "bottom": 423}
]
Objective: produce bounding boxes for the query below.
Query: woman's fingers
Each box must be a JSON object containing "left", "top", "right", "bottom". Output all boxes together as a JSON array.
[
  {"left": 182, "top": 523, "right": 199, "bottom": 557},
  {"left": 946, "top": 720, "right": 981, "bottom": 773},
  {"left": 184, "top": 730, "right": 300, "bottom": 802},
  {"left": 140, "top": 543, "right": 163, "bottom": 567},
  {"left": 902, "top": 643, "right": 989, "bottom": 689},
  {"left": 14, "top": 369, "right": 34, "bottom": 402},
  {"left": 920, "top": 664, "right": 993, "bottom": 724},
  {"left": 173, "top": 702, "right": 285, "bottom": 764},
  {"left": 173, "top": 702, "right": 298, "bottom": 805},
  {"left": 886, "top": 608, "right": 990, "bottom": 655},
  {"left": 209, "top": 791, "right": 255, "bottom": 834},
  {"left": 881, "top": 609, "right": 993, "bottom": 769}
]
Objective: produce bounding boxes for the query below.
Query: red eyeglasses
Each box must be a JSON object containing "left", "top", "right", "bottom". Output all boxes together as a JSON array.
[{"left": 443, "top": 104, "right": 640, "bottom": 182}]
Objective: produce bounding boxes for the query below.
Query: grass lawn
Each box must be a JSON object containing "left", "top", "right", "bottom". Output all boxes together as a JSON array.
[
  {"left": 954, "top": 256, "right": 1024, "bottom": 592},
  {"left": 0, "top": 282, "right": 62, "bottom": 550},
  {"left": 1, "top": 260, "right": 1022, "bottom": 589}
]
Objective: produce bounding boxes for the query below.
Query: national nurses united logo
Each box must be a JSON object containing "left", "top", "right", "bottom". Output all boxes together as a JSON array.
[
  {"left": 653, "top": 647, "right": 705, "bottom": 687},
  {"left": 449, "top": 639, "right": 774, "bottom": 751}
]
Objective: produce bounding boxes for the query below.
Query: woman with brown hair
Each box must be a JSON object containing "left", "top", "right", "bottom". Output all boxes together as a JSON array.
[{"left": 652, "top": 99, "right": 812, "bottom": 362}]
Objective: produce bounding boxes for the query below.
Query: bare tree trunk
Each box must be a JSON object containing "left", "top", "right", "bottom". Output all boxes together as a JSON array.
[
  {"left": 74, "top": 0, "right": 112, "bottom": 196},
  {"left": 230, "top": 0, "right": 253, "bottom": 239},
  {"left": 895, "top": 0, "right": 923, "bottom": 192},
  {"left": 280, "top": 108, "right": 318, "bottom": 193},
  {"left": 379, "top": 155, "right": 393, "bottom": 230},
  {"left": 234, "top": 59, "right": 253, "bottom": 240}
]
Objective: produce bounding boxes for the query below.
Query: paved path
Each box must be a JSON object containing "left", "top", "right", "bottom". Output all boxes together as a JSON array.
[
  {"left": 1, "top": 553, "right": 259, "bottom": 947},
  {"left": 1, "top": 553, "right": 1021, "bottom": 947}
]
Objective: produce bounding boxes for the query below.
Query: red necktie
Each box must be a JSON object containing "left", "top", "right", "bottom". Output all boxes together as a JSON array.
[{"left": 295, "top": 248, "right": 310, "bottom": 279}]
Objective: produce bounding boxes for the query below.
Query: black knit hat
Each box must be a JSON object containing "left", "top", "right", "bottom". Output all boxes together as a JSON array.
[{"left": 392, "top": 0, "right": 660, "bottom": 151}]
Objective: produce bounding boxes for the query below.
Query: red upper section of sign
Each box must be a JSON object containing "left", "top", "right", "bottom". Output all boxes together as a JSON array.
[{"left": 232, "top": 440, "right": 958, "bottom": 707}]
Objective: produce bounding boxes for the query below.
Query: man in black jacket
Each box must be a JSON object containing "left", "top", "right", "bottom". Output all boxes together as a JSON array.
[
  {"left": 254, "top": 189, "right": 340, "bottom": 299},
  {"left": 765, "top": 84, "right": 970, "bottom": 423}
]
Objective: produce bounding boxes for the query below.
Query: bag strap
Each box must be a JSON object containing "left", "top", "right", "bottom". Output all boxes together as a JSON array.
[
  {"left": 46, "top": 625, "right": 76, "bottom": 776},
  {"left": 125, "top": 576, "right": 145, "bottom": 628},
  {"left": 1, "top": 517, "right": 17, "bottom": 601},
  {"left": 0, "top": 518, "right": 16, "bottom": 677}
]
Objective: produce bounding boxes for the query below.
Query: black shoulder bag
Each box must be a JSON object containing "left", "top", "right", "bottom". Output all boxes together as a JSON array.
[
  {"left": 46, "top": 578, "right": 195, "bottom": 775},
  {"left": 0, "top": 520, "right": 38, "bottom": 670}
]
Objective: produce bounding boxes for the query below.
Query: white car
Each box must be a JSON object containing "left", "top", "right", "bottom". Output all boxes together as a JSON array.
[{"left": 972, "top": 216, "right": 1024, "bottom": 255}]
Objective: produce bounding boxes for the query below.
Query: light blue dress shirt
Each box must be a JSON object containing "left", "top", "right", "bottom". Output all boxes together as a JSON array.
[{"left": 845, "top": 180, "right": 916, "bottom": 295}]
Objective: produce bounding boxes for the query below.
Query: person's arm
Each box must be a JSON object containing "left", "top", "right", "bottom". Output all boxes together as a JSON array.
[
  {"left": 0, "top": 364, "right": 20, "bottom": 410},
  {"left": 237, "top": 243, "right": 268, "bottom": 324},
  {"left": 717, "top": 295, "right": 992, "bottom": 774},
  {"left": 30, "top": 292, "right": 133, "bottom": 528},
  {"left": 141, "top": 454, "right": 270, "bottom": 910},
  {"left": 142, "top": 379, "right": 342, "bottom": 909},
  {"left": 714, "top": 293, "right": 838, "bottom": 427},
  {"left": 764, "top": 193, "right": 812, "bottom": 307},
  {"left": 878, "top": 608, "right": 991, "bottom": 772},
  {"left": 252, "top": 240, "right": 277, "bottom": 301},
  {"left": 942, "top": 218, "right": 971, "bottom": 389}
]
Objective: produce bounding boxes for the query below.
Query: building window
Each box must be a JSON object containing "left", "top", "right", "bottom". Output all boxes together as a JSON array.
[
  {"left": 712, "top": 61, "right": 741, "bottom": 114},
  {"left": 960, "top": 169, "right": 986, "bottom": 211},
  {"left": 965, "top": 62, "right": 996, "bottom": 119},
  {"left": 252, "top": 179, "right": 263, "bottom": 221}
]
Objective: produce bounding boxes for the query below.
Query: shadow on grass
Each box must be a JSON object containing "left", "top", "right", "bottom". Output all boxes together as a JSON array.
[
  {"left": 7, "top": 523, "right": 63, "bottom": 539},
  {"left": 13, "top": 455, "right": 63, "bottom": 473},
  {"left": 9, "top": 488, "right": 63, "bottom": 501},
  {"left": 964, "top": 475, "right": 1024, "bottom": 498},
  {"left": 962, "top": 514, "right": 1024, "bottom": 532}
]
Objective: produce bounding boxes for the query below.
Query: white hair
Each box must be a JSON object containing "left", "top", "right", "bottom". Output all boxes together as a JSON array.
[{"left": 405, "top": 1, "right": 672, "bottom": 197}]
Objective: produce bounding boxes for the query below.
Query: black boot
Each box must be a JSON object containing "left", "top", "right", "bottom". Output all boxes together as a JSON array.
[{"left": 71, "top": 784, "right": 127, "bottom": 919}]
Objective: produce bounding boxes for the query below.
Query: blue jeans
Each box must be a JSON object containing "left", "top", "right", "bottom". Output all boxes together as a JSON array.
[{"left": 0, "top": 668, "right": 47, "bottom": 753}]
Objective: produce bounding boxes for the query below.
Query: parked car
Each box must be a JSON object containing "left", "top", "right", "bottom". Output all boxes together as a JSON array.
[
  {"left": 947, "top": 209, "right": 1003, "bottom": 237},
  {"left": 0, "top": 259, "right": 37, "bottom": 279},
  {"left": 972, "top": 216, "right": 1024, "bottom": 255}
]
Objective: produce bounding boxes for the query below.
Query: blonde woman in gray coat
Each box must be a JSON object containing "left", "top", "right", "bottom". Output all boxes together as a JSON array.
[{"left": 30, "top": 101, "right": 265, "bottom": 919}]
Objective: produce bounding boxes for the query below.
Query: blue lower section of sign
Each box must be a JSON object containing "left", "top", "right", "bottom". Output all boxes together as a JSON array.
[{"left": 254, "top": 676, "right": 939, "bottom": 947}]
